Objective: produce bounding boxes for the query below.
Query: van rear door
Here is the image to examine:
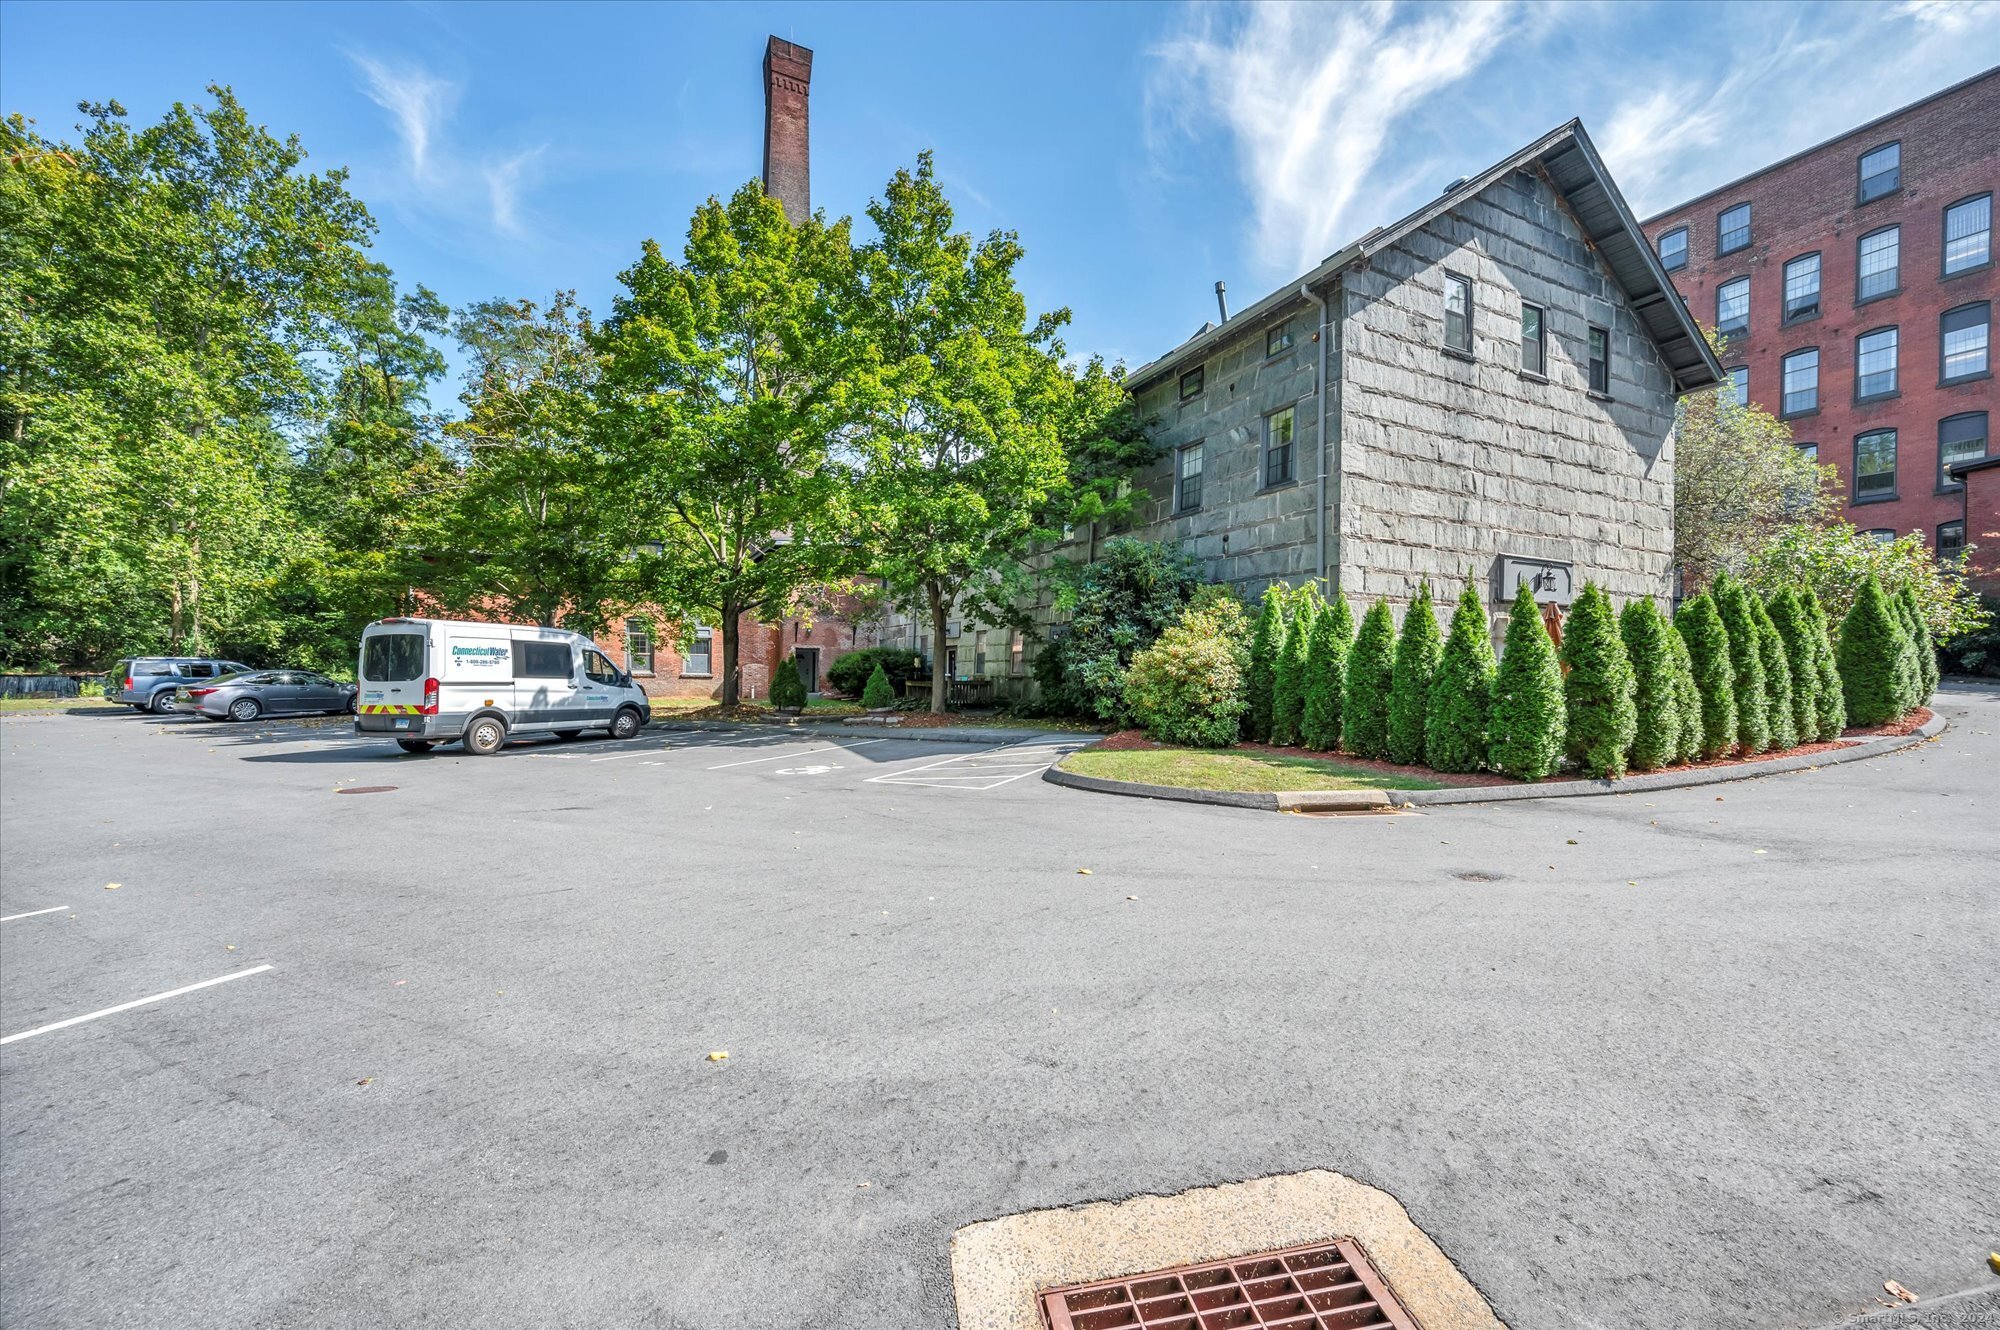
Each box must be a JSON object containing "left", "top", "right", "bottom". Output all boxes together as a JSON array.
[{"left": 358, "top": 627, "right": 429, "bottom": 725}]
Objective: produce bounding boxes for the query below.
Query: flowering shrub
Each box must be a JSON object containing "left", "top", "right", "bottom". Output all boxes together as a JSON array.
[{"left": 1122, "top": 593, "right": 1250, "bottom": 748}]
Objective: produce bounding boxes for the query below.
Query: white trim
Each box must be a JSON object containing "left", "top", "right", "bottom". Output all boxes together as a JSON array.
[{"left": 1, "top": 965, "right": 273, "bottom": 1046}]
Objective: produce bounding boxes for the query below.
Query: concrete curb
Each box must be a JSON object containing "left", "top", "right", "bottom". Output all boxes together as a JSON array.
[
  {"left": 1042, "top": 712, "right": 1948, "bottom": 811},
  {"left": 651, "top": 717, "right": 1091, "bottom": 748}
]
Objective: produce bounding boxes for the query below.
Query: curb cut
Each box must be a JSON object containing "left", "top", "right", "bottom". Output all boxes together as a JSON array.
[
  {"left": 652, "top": 717, "right": 1091, "bottom": 748},
  {"left": 1042, "top": 712, "right": 1947, "bottom": 811}
]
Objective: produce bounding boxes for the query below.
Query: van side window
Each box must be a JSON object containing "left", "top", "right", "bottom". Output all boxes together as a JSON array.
[
  {"left": 516, "top": 641, "right": 572, "bottom": 678},
  {"left": 583, "top": 649, "right": 621, "bottom": 685}
]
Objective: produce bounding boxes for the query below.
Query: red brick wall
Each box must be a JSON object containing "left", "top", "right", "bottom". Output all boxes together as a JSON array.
[
  {"left": 1642, "top": 70, "right": 1998, "bottom": 550},
  {"left": 592, "top": 602, "right": 880, "bottom": 702},
  {"left": 1957, "top": 460, "right": 2000, "bottom": 594},
  {"left": 762, "top": 37, "right": 812, "bottom": 224}
]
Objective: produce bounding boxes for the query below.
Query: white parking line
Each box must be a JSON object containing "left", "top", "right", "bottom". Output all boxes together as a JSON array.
[
  {"left": 0, "top": 964, "right": 273, "bottom": 1046},
  {"left": 0, "top": 905, "right": 70, "bottom": 923},
  {"left": 586, "top": 734, "right": 770, "bottom": 762},
  {"left": 864, "top": 741, "right": 1079, "bottom": 790},
  {"left": 708, "top": 738, "right": 890, "bottom": 769}
]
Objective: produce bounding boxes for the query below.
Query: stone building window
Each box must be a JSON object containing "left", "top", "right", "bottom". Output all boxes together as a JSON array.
[
  {"left": 1854, "top": 429, "right": 1897, "bottom": 501},
  {"left": 1266, "top": 323, "right": 1293, "bottom": 357},
  {"left": 1940, "top": 302, "right": 1989, "bottom": 383},
  {"left": 1443, "top": 272, "right": 1472, "bottom": 353},
  {"left": 1855, "top": 327, "right": 1899, "bottom": 401},
  {"left": 1783, "top": 253, "right": 1821, "bottom": 322},
  {"left": 1717, "top": 202, "right": 1751, "bottom": 255},
  {"left": 1263, "top": 406, "right": 1296, "bottom": 487},
  {"left": 1179, "top": 366, "right": 1205, "bottom": 401},
  {"left": 683, "top": 625, "right": 713, "bottom": 676},
  {"left": 1588, "top": 326, "right": 1610, "bottom": 395},
  {"left": 1519, "top": 304, "right": 1545, "bottom": 375},
  {"left": 1857, "top": 226, "right": 1899, "bottom": 301},
  {"left": 1657, "top": 226, "right": 1688, "bottom": 271},
  {"left": 1858, "top": 142, "right": 1900, "bottom": 204},
  {"left": 1938, "top": 520, "right": 1967, "bottom": 564},
  {"left": 624, "top": 617, "right": 654, "bottom": 675},
  {"left": 1939, "top": 412, "right": 1987, "bottom": 490},
  {"left": 1176, "top": 442, "right": 1204, "bottom": 512},
  {"left": 1781, "top": 348, "right": 1819, "bottom": 416},
  {"left": 1944, "top": 194, "right": 1991, "bottom": 275},
  {"left": 1716, "top": 277, "right": 1749, "bottom": 336}
]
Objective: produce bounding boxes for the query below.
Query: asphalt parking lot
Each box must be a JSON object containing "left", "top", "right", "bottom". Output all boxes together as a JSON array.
[{"left": 3, "top": 691, "right": 1997, "bottom": 1329}]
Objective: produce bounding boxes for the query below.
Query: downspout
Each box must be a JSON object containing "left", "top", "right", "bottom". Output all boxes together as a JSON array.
[{"left": 1300, "top": 282, "right": 1330, "bottom": 590}]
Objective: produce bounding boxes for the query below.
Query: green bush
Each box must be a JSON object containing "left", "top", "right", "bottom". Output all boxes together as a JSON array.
[
  {"left": 768, "top": 655, "right": 808, "bottom": 710},
  {"left": 1123, "top": 596, "right": 1251, "bottom": 748},
  {"left": 1836, "top": 574, "right": 1915, "bottom": 726},
  {"left": 1488, "top": 581, "right": 1566, "bottom": 779},
  {"left": 1802, "top": 588, "right": 1846, "bottom": 740},
  {"left": 1244, "top": 585, "right": 1288, "bottom": 743},
  {"left": 860, "top": 664, "right": 896, "bottom": 709},
  {"left": 1386, "top": 580, "right": 1442, "bottom": 765},
  {"left": 1299, "top": 590, "right": 1354, "bottom": 751},
  {"left": 1713, "top": 573, "right": 1770, "bottom": 754},
  {"left": 1753, "top": 597, "right": 1797, "bottom": 751},
  {"left": 1050, "top": 538, "right": 1209, "bottom": 724},
  {"left": 1673, "top": 594, "right": 1737, "bottom": 759},
  {"left": 1619, "top": 597, "right": 1679, "bottom": 772},
  {"left": 828, "top": 646, "right": 922, "bottom": 698},
  {"left": 1426, "top": 582, "right": 1496, "bottom": 773},
  {"left": 1341, "top": 601, "right": 1397, "bottom": 760},
  {"left": 1271, "top": 584, "right": 1321, "bottom": 747},
  {"left": 1937, "top": 592, "right": 2000, "bottom": 677},
  {"left": 1894, "top": 585, "right": 1938, "bottom": 702},
  {"left": 1765, "top": 590, "right": 1818, "bottom": 746},
  {"left": 1666, "top": 622, "right": 1704, "bottom": 764},
  {"left": 1560, "top": 583, "right": 1637, "bottom": 779}
]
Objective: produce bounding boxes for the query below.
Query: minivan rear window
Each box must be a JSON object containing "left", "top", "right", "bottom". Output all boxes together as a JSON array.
[{"left": 363, "top": 633, "right": 426, "bottom": 681}]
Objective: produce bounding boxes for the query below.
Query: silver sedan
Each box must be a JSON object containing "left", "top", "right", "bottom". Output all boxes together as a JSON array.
[{"left": 175, "top": 670, "right": 359, "bottom": 722}]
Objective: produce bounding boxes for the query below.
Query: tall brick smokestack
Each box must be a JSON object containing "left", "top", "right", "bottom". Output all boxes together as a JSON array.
[{"left": 762, "top": 36, "right": 812, "bottom": 223}]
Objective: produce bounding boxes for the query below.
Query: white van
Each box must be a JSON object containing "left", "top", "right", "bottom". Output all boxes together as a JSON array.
[{"left": 354, "top": 617, "right": 652, "bottom": 755}]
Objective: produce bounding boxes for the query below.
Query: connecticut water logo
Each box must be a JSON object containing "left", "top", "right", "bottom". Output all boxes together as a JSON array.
[{"left": 452, "top": 645, "right": 509, "bottom": 667}]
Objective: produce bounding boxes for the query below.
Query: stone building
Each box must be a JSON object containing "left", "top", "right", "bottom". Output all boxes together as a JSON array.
[{"left": 1115, "top": 120, "right": 1720, "bottom": 635}]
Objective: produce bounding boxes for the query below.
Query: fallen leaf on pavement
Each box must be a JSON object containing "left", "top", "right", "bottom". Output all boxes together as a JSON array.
[
  {"left": 706, "top": 1051, "right": 729, "bottom": 1062},
  {"left": 1988, "top": 1252, "right": 2000, "bottom": 1276},
  {"left": 103, "top": 882, "right": 120, "bottom": 890},
  {"left": 1627, "top": 881, "right": 1638, "bottom": 886},
  {"left": 1753, "top": 849, "right": 1767, "bottom": 854},
  {"left": 356, "top": 1077, "right": 373, "bottom": 1087},
  {"left": 1076, "top": 868, "right": 1092, "bottom": 875},
  {"left": 1126, "top": 895, "right": 1139, "bottom": 901},
  {"left": 1566, "top": 839, "right": 1578, "bottom": 845},
  {"left": 225, "top": 944, "right": 236, "bottom": 951},
  {"left": 1884, "top": 1280, "right": 1918, "bottom": 1303}
]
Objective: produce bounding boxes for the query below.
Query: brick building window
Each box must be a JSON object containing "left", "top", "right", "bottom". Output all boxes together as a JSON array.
[
  {"left": 1718, "top": 203, "right": 1751, "bottom": 255},
  {"left": 1657, "top": 226, "right": 1688, "bottom": 271},
  {"left": 1944, "top": 194, "right": 1991, "bottom": 275},
  {"left": 1854, "top": 428, "right": 1898, "bottom": 500},
  {"left": 1781, "top": 348, "right": 1819, "bottom": 416},
  {"left": 1588, "top": 326, "right": 1610, "bottom": 394},
  {"left": 1726, "top": 365, "right": 1749, "bottom": 408},
  {"left": 1520, "top": 303, "right": 1545, "bottom": 375},
  {"left": 1865, "top": 528, "right": 1898, "bottom": 543},
  {"left": 1263, "top": 406, "right": 1296, "bottom": 487},
  {"left": 1443, "top": 272, "right": 1473, "bottom": 353},
  {"left": 1858, "top": 142, "right": 1900, "bottom": 203},
  {"left": 683, "top": 625, "right": 713, "bottom": 676},
  {"left": 1855, "top": 327, "right": 1899, "bottom": 401},
  {"left": 624, "top": 618, "right": 654, "bottom": 675},
  {"left": 1176, "top": 442, "right": 1204, "bottom": 512},
  {"left": 1178, "top": 366, "right": 1205, "bottom": 401},
  {"left": 1939, "top": 412, "right": 1988, "bottom": 490},
  {"left": 1940, "top": 302, "right": 1990, "bottom": 383},
  {"left": 1716, "top": 277, "right": 1749, "bottom": 336},
  {"left": 1857, "top": 226, "right": 1899, "bottom": 301},
  {"left": 1797, "top": 441, "right": 1818, "bottom": 463},
  {"left": 1782, "top": 253, "right": 1821, "bottom": 322},
  {"left": 1266, "top": 323, "right": 1293, "bottom": 357},
  {"left": 1938, "top": 520, "right": 1967, "bottom": 563}
]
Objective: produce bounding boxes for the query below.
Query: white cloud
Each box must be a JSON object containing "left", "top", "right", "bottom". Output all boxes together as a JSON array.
[
  {"left": 350, "top": 52, "right": 546, "bottom": 239},
  {"left": 352, "top": 54, "right": 458, "bottom": 181},
  {"left": 483, "top": 146, "right": 546, "bottom": 237}
]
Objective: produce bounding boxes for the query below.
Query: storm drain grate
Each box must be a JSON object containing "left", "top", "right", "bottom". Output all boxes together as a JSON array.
[{"left": 1039, "top": 1237, "right": 1419, "bottom": 1330}]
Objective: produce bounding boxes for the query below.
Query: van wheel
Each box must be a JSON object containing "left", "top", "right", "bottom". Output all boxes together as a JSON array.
[
  {"left": 396, "top": 739, "right": 434, "bottom": 754},
  {"left": 610, "top": 707, "right": 643, "bottom": 740},
  {"left": 149, "top": 691, "right": 175, "bottom": 714},
  {"left": 229, "top": 698, "right": 262, "bottom": 722},
  {"left": 463, "top": 716, "right": 507, "bottom": 756}
]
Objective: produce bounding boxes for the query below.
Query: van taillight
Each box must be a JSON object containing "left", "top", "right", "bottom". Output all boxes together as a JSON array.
[{"left": 422, "top": 677, "right": 439, "bottom": 715}]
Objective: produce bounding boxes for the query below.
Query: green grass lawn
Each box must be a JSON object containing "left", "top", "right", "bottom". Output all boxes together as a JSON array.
[
  {"left": 0, "top": 696, "right": 121, "bottom": 714},
  {"left": 1059, "top": 746, "right": 1446, "bottom": 793}
]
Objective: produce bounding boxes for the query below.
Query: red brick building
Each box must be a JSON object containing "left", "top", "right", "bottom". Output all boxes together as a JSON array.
[{"left": 1641, "top": 69, "right": 1997, "bottom": 563}]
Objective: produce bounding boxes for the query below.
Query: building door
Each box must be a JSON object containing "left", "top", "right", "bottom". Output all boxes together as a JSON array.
[
  {"left": 793, "top": 647, "right": 821, "bottom": 694},
  {"left": 945, "top": 647, "right": 958, "bottom": 679}
]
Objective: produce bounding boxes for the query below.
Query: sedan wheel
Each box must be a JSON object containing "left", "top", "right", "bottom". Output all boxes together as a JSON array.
[{"left": 229, "top": 698, "right": 262, "bottom": 722}]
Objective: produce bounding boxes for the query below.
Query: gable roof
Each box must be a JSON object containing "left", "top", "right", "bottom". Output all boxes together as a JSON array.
[{"left": 1129, "top": 120, "right": 1723, "bottom": 396}]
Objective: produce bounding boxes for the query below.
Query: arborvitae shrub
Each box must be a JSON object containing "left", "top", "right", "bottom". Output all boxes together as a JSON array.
[
  {"left": 1342, "top": 601, "right": 1397, "bottom": 760},
  {"left": 1713, "top": 573, "right": 1770, "bottom": 754},
  {"left": 1123, "top": 596, "right": 1252, "bottom": 748},
  {"left": 1894, "top": 586, "right": 1938, "bottom": 704},
  {"left": 1386, "top": 580, "right": 1443, "bottom": 765},
  {"left": 1802, "top": 588, "right": 1845, "bottom": 739},
  {"left": 1618, "top": 597, "right": 1679, "bottom": 773},
  {"left": 1488, "top": 581, "right": 1566, "bottom": 779},
  {"left": 1426, "top": 582, "right": 1496, "bottom": 773},
  {"left": 1753, "top": 597, "right": 1798, "bottom": 751},
  {"left": 861, "top": 663, "right": 896, "bottom": 710},
  {"left": 1270, "top": 584, "right": 1320, "bottom": 747},
  {"left": 1666, "top": 623, "right": 1704, "bottom": 764},
  {"left": 768, "top": 655, "right": 808, "bottom": 710},
  {"left": 1766, "top": 589, "right": 1819, "bottom": 745},
  {"left": 1300, "top": 590, "right": 1354, "bottom": 751},
  {"left": 1244, "top": 585, "right": 1287, "bottom": 742},
  {"left": 1674, "top": 594, "right": 1737, "bottom": 759},
  {"left": 1560, "top": 583, "right": 1637, "bottom": 779},
  {"left": 1837, "top": 575, "right": 1915, "bottom": 726}
]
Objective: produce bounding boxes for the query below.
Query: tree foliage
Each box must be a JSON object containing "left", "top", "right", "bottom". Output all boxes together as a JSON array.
[
  {"left": 1619, "top": 597, "right": 1679, "bottom": 773},
  {"left": 1270, "top": 583, "right": 1320, "bottom": 747},
  {"left": 1666, "top": 620, "right": 1705, "bottom": 764},
  {"left": 861, "top": 663, "right": 897, "bottom": 709},
  {"left": 1341, "top": 600, "right": 1396, "bottom": 760},
  {"left": 1674, "top": 593, "right": 1738, "bottom": 759},
  {"left": 1426, "top": 582, "right": 1496, "bottom": 774},
  {"left": 1801, "top": 588, "right": 1845, "bottom": 740},
  {"left": 1122, "top": 592, "right": 1251, "bottom": 748},
  {"left": 1488, "top": 581, "right": 1565, "bottom": 779},
  {"left": 1836, "top": 575, "right": 1915, "bottom": 726},
  {"left": 1742, "top": 519, "right": 1986, "bottom": 645},
  {"left": 1245, "top": 585, "right": 1288, "bottom": 743},
  {"left": 1386, "top": 580, "right": 1442, "bottom": 766},
  {"left": 1712, "top": 572, "right": 1770, "bottom": 755},
  {"left": 1044, "top": 537, "right": 1206, "bottom": 723},
  {"left": 1299, "top": 589, "right": 1354, "bottom": 751},
  {"left": 1752, "top": 594, "right": 1797, "bottom": 751},
  {"left": 1765, "top": 589, "right": 1820, "bottom": 748},
  {"left": 1893, "top": 585, "right": 1938, "bottom": 701},
  {"left": 1560, "top": 583, "right": 1637, "bottom": 779}
]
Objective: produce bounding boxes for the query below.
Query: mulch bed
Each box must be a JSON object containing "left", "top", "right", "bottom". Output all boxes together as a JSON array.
[{"left": 1084, "top": 706, "right": 1934, "bottom": 787}]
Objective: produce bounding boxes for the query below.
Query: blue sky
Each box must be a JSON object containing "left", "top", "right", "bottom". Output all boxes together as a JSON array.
[{"left": 4, "top": 0, "right": 1997, "bottom": 407}]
